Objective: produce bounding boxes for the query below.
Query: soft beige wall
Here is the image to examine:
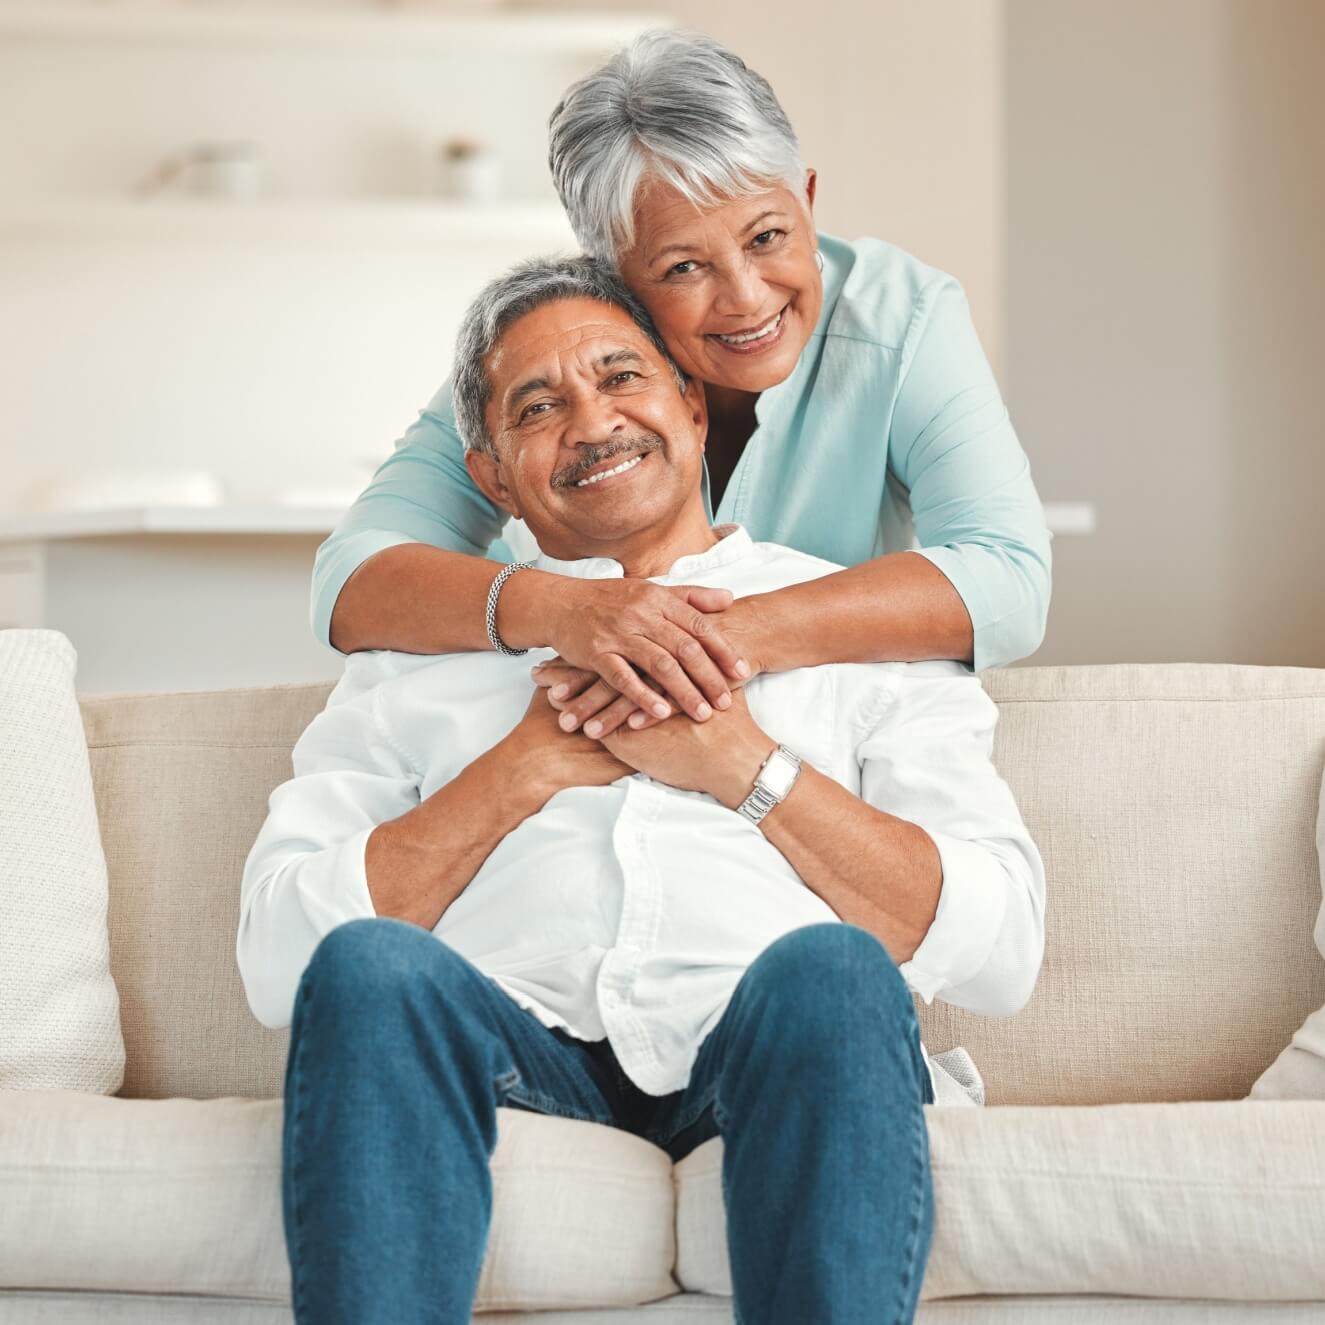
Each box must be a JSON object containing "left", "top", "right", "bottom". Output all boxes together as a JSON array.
[{"left": 1006, "top": 0, "right": 1325, "bottom": 665}]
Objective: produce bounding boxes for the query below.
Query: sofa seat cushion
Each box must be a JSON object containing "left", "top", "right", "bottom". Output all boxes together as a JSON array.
[
  {"left": 0, "top": 1093, "right": 677, "bottom": 1311},
  {"left": 674, "top": 1100, "right": 1325, "bottom": 1302}
]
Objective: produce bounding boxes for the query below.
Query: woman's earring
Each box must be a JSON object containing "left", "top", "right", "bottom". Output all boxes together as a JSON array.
[{"left": 814, "top": 249, "right": 824, "bottom": 272}]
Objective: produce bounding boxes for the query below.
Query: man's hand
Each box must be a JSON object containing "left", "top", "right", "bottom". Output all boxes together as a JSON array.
[
  {"left": 531, "top": 578, "right": 753, "bottom": 729},
  {"left": 532, "top": 593, "right": 769, "bottom": 738},
  {"left": 501, "top": 688, "right": 635, "bottom": 806},
  {"left": 595, "top": 685, "right": 776, "bottom": 810}
]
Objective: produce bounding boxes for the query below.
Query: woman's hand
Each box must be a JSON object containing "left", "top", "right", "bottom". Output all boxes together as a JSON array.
[
  {"left": 534, "top": 593, "right": 768, "bottom": 737},
  {"left": 540, "top": 578, "right": 752, "bottom": 730}
]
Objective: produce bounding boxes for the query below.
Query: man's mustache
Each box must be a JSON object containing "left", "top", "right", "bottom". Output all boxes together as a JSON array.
[{"left": 551, "top": 433, "right": 665, "bottom": 488}]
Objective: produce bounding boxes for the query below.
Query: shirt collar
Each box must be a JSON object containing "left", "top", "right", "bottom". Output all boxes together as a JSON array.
[{"left": 531, "top": 522, "right": 753, "bottom": 583}]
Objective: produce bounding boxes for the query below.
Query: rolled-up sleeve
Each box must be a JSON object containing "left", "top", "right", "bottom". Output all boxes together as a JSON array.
[
  {"left": 855, "top": 665, "right": 1047, "bottom": 1017},
  {"left": 890, "top": 279, "right": 1053, "bottom": 672},
  {"left": 310, "top": 376, "right": 510, "bottom": 653},
  {"left": 236, "top": 658, "right": 421, "bottom": 1029}
]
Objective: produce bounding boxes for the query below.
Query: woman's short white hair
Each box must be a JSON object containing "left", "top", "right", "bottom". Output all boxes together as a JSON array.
[{"left": 548, "top": 29, "right": 806, "bottom": 264}]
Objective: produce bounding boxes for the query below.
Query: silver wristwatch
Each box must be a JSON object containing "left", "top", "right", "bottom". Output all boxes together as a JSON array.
[{"left": 736, "top": 745, "right": 803, "bottom": 827}]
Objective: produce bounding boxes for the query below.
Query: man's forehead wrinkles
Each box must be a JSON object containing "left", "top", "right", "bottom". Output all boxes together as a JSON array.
[{"left": 497, "top": 322, "right": 649, "bottom": 409}]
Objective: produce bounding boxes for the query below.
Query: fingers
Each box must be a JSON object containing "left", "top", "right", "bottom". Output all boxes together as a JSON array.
[
  {"left": 557, "top": 654, "right": 670, "bottom": 731},
  {"left": 655, "top": 621, "right": 733, "bottom": 713},
  {"left": 580, "top": 693, "right": 644, "bottom": 739},
  {"left": 671, "top": 588, "right": 750, "bottom": 682},
  {"left": 531, "top": 661, "right": 596, "bottom": 702},
  {"left": 682, "top": 585, "right": 734, "bottom": 612}
]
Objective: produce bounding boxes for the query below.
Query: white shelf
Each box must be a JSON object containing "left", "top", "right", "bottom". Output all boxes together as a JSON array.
[
  {"left": 0, "top": 502, "right": 1100, "bottom": 543},
  {"left": 0, "top": 504, "right": 347, "bottom": 541},
  {"left": 0, "top": 3, "right": 670, "bottom": 54},
  {"left": 0, "top": 197, "right": 577, "bottom": 245}
]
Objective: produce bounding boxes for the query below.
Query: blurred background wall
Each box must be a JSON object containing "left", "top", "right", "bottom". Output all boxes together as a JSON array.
[{"left": 0, "top": 0, "right": 1320, "bottom": 690}]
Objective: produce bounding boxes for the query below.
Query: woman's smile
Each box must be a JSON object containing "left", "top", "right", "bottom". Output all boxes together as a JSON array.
[{"left": 707, "top": 304, "right": 790, "bottom": 357}]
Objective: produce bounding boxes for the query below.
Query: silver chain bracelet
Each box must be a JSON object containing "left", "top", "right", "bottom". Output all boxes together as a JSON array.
[{"left": 485, "top": 560, "right": 536, "bottom": 656}]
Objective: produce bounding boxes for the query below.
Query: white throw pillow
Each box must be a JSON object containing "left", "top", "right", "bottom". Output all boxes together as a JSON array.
[
  {"left": 1248, "top": 772, "right": 1325, "bottom": 1099},
  {"left": 0, "top": 629, "right": 125, "bottom": 1093}
]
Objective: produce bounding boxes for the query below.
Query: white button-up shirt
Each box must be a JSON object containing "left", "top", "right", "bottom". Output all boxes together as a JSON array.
[{"left": 237, "top": 524, "right": 1045, "bottom": 1105}]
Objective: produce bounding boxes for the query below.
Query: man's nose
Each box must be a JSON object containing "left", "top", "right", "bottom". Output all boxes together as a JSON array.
[{"left": 566, "top": 392, "right": 626, "bottom": 448}]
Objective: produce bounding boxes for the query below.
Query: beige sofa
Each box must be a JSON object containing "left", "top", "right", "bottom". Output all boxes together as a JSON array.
[{"left": 2, "top": 662, "right": 1324, "bottom": 1323}]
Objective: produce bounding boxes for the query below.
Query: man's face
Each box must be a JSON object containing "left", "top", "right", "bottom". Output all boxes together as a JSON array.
[{"left": 465, "top": 297, "right": 708, "bottom": 561}]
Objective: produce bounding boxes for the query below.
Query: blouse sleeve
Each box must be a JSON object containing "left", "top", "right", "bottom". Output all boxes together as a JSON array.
[
  {"left": 309, "top": 374, "right": 511, "bottom": 653},
  {"left": 890, "top": 279, "right": 1053, "bottom": 671}
]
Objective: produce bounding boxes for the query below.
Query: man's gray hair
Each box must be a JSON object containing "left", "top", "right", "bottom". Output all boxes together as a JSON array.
[
  {"left": 548, "top": 29, "right": 805, "bottom": 263},
  {"left": 452, "top": 254, "right": 686, "bottom": 458}
]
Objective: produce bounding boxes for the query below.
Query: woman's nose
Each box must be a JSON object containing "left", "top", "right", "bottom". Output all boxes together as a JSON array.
[{"left": 711, "top": 257, "right": 767, "bottom": 319}]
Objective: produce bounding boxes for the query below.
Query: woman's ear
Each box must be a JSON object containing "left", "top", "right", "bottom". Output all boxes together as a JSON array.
[
  {"left": 464, "top": 446, "right": 522, "bottom": 521},
  {"left": 804, "top": 167, "right": 817, "bottom": 214}
]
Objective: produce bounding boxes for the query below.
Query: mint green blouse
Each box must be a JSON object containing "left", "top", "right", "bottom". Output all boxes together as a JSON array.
[{"left": 311, "top": 232, "right": 1051, "bottom": 672}]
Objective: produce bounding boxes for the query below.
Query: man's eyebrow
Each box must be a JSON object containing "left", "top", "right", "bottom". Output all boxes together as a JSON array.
[
  {"left": 594, "top": 348, "right": 647, "bottom": 372},
  {"left": 506, "top": 375, "right": 551, "bottom": 410},
  {"left": 650, "top": 211, "right": 783, "bottom": 263}
]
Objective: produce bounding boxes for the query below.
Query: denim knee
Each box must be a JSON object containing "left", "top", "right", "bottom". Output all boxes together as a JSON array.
[
  {"left": 299, "top": 917, "right": 449, "bottom": 1022},
  {"left": 746, "top": 922, "right": 916, "bottom": 1033}
]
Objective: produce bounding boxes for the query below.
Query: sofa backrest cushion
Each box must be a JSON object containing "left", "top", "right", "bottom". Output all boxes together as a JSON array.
[{"left": 81, "top": 662, "right": 1325, "bottom": 1105}]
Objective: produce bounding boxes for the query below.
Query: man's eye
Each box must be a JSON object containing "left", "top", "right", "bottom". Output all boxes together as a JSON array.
[
  {"left": 607, "top": 371, "right": 640, "bottom": 386},
  {"left": 519, "top": 402, "right": 551, "bottom": 422}
]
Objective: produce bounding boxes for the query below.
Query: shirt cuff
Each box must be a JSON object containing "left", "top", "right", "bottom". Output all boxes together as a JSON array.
[
  {"left": 909, "top": 545, "right": 992, "bottom": 673},
  {"left": 311, "top": 530, "right": 423, "bottom": 654},
  {"left": 898, "top": 829, "right": 1009, "bottom": 1005}
]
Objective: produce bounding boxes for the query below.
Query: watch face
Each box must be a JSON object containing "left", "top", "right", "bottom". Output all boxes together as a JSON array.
[{"left": 758, "top": 750, "right": 799, "bottom": 799}]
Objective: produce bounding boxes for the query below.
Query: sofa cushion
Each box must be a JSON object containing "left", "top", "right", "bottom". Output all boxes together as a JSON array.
[
  {"left": 673, "top": 1100, "right": 1325, "bottom": 1302},
  {"left": 0, "top": 629, "right": 124, "bottom": 1094},
  {"left": 0, "top": 1093, "right": 677, "bottom": 1311},
  {"left": 1249, "top": 770, "right": 1325, "bottom": 1098},
  {"left": 79, "top": 664, "right": 1325, "bottom": 1107}
]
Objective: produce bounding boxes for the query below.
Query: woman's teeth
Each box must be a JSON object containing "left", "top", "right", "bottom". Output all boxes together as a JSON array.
[
  {"left": 574, "top": 453, "right": 644, "bottom": 488},
  {"left": 714, "top": 310, "right": 783, "bottom": 345}
]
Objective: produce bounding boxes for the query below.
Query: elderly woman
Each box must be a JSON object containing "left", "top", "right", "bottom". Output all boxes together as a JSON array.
[{"left": 313, "top": 29, "right": 1051, "bottom": 740}]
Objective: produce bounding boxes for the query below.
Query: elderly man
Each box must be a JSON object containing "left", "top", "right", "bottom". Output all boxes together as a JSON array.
[{"left": 238, "top": 256, "right": 1045, "bottom": 1325}]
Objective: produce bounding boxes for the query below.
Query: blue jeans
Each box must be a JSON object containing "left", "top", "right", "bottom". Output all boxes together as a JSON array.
[{"left": 282, "top": 918, "right": 936, "bottom": 1324}]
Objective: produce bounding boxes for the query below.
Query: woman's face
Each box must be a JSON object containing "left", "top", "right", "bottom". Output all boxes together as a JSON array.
[{"left": 615, "top": 172, "right": 822, "bottom": 397}]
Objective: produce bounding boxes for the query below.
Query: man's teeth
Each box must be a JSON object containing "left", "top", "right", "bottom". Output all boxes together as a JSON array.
[
  {"left": 574, "top": 453, "right": 644, "bottom": 488},
  {"left": 715, "top": 310, "right": 782, "bottom": 345}
]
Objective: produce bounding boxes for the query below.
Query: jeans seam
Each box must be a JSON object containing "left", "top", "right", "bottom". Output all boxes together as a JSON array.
[
  {"left": 286, "top": 976, "right": 314, "bottom": 1325},
  {"left": 645, "top": 1079, "right": 719, "bottom": 1149},
  {"left": 503, "top": 1083, "right": 613, "bottom": 1126},
  {"left": 891, "top": 1018, "right": 930, "bottom": 1323}
]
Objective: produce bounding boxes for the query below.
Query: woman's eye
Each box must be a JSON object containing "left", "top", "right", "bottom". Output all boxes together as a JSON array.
[
  {"left": 752, "top": 229, "right": 783, "bottom": 248},
  {"left": 668, "top": 260, "right": 697, "bottom": 277}
]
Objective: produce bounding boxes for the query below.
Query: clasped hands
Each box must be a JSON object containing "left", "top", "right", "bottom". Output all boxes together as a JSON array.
[{"left": 513, "top": 576, "right": 775, "bottom": 811}]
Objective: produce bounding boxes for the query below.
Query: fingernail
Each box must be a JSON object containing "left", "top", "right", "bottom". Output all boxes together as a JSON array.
[
  {"left": 585, "top": 720, "right": 602, "bottom": 737},
  {"left": 696, "top": 701, "right": 712, "bottom": 719},
  {"left": 716, "top": 692, "right": 732, "bottom": 710},
  {"left": 735, "top": 659, "right": 750, "bottom": 678},
  {"left": 551, "top": 684, "right": 569, "bottom": 699},
  {"left": 559, "top": 713, "right": 578, "bottom": 731},
  {"left": 652, "top": 701, "right": 670, "bottom": 718},
  {"left": 628, "top": 712, "right": 645, "bottom": 729}
]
